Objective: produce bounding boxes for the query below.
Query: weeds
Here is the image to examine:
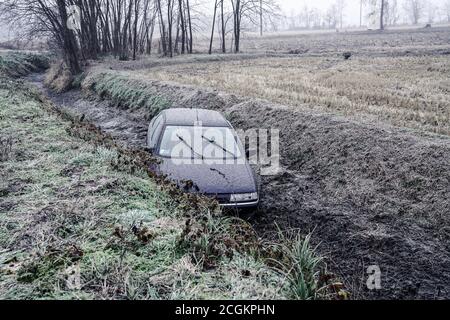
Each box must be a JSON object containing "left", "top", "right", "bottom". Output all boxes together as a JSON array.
[
  {"left": 0, "top": 52, "right": 49, "bottom": 77},
  {"left": 178, "top": 214, "right": 259, "bottom": 269},
  {"left": 267, "top": 232, "right": 323, "bottom": 300},
  {"left": 83, "top": 72, "right": 171, "bottom": 119},
  {"left": 134, "top": 54, "right": 450, "bottom": 135},
  {"left": 44, "top": 61, "right": 74, "bottom": 92},
  {"left": 266, "top": 230, "right": 347, "bottom": 300},
  {"left": 0, "top": 136, "right": 13, "bottom": 161}
]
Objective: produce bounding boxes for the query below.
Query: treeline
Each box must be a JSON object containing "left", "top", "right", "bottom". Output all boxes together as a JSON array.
[
  {"left": 285, "top": 0, "right": 450, "bottom": 31},
  {"left": 0, "top": 0, "right": 279, "bottom": 74}
]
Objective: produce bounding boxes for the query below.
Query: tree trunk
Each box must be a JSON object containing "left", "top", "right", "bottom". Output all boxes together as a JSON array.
[
  {"left": 260, "top": 0, "right": 263, "bottom": 36},
  {"left": 186, "top": 0, "right": 193, "bottom": 53},
  {"left": 234, "top": 0, "right": 241, "bottom": 53},
  {"left": 167, "top": 0, "right": 173, "bottom": 57},
  {"left": 209, "top": 0, "right": 218, "bottom": 54},
  {"left": 120, "top": 0, "right": 133, "bottom": 60},
  {"left": 221, "top": 0, "right": 225, "bottom": 53},
  {"left": 132, "top": 0, "right": 139, "bottom": 60},
  {"left": 56, "top": 0, "right": 81, "bottom": 74},
  {"left": 178, "top": 0, "right": 186, "bottom": 54},
  {"left": 156, "top": 0, "right": 167, "bottom": 55}
]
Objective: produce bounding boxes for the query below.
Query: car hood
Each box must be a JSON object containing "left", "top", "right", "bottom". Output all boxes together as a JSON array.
[{"left": 156, "top": 159, "right": 257, "bottom": 194}]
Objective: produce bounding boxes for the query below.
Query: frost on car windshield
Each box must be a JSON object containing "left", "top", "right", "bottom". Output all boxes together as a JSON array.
[{"left": 159, "top": 126, "right": 243, "bottom": 160}]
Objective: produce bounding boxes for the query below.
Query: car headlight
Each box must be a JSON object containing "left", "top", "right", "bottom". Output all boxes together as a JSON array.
[{"left": 230, "top": 193, "right": 258, "bottom": 202}]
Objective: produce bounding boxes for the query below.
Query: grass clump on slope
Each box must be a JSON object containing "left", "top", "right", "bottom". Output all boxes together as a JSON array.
[
  {"left": 82, "top": 72, "right": 171, "bottom": 120},
  {"left": 0, "top": 52, "right": 49, "bottom": 77}
]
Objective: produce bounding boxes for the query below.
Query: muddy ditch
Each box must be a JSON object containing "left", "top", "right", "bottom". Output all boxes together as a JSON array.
[
  {"left": 26, "top": 72, "right": 450, "bottom": 300},
  {"left": 27, "top": 73, "right": 149, "bottom": 148}
]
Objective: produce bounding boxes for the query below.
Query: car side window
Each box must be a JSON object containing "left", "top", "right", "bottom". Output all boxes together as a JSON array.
[
  {"left": 147, "top": 117, "right": 157, "bottom": 147},
  {"left": 149, "top": 115, "right": 163, "bottom": 149}
]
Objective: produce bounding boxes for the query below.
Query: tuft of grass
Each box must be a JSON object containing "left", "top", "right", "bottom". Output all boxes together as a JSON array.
[
  {"left": 178, "top": 214, "right": 259, "bottom": 270},
  {"left": 82, "top": 72, "right": 171, "bottom": 119},
  {"left": 44, "top": 61, "right": 74, "bottom": 93},
  {"left": 268, "top": 231, "right": 331, "bottom": 300},
  {"left": 0, "top": 52, "right": 49, "bottom": 77}
]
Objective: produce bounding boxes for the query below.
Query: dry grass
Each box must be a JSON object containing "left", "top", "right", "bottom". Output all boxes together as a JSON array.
[
  {"left": 130, "top": 54, "right": 450, "bottom": 135},
  {"left": 239, "top": 27, "right": 450, "bottom": 55},
  {"left": 96, "top": 27, "right": 450, "bottom": 136},
  {"left": 44, "top": 61, "right": 74, "bottom": 93},
  {"left": 0, "top": 51, "right": 49, "bottom": 77}
]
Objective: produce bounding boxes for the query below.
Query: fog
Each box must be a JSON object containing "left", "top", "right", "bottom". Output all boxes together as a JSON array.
[
  {"left": 1, "top": 0, "right": 449, "bottom": 42},
  {"left": 279, "top": 0, "right": 447, "bottom": 26}
]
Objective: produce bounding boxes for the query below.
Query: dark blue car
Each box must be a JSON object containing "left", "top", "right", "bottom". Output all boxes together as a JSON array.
[{"left": 147, "top": 108, "right": 259, "bottom": 209}]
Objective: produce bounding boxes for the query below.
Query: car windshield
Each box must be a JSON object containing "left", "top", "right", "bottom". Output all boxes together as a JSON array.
[{"left": 159, "top": 126, "right": 243, "bottom": 160}]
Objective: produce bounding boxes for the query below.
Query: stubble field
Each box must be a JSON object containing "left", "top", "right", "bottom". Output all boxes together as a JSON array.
[{"left": 118, "top": 26, "right": 450, "bottom": 136}]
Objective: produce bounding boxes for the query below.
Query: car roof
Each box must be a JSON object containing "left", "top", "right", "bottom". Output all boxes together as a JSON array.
[{"left": 161, "top": 108, "right": 230, "bottom": 127}]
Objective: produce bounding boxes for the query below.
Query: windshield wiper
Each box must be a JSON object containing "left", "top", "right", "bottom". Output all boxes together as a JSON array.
[
  {"left": 202, "top": 135, "right": 237, "bottom": 159},
  {"left": 176, "top": 134, "right": 204, "bottom": 160}
]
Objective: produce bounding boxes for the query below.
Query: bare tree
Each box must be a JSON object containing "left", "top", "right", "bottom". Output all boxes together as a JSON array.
[
  {"left": 57, "top": 0, "right": 82, "bottom": 73},
  {"left": 335, "top": 0, "right": 346, "bottom": 29},
  {"left": 221, "top": 0, "right": 227, "bottom": 52},
  {"left": 380, "top": 0, "right": 385, "bottom": 30},
  {"left": 178, "top": 0, "right": 186, "bottom": 53},
  {"left": 0, "top": 0, "right": 82, "bottom": 73},
  {"left": 132, "top": 0, "right": 140, "bottom": 60},
  {"left": 445, "top": 0, "right": 450, "bottom": 22},
  {"left": 426, "top": 1, "right": 437, "bottom": 24},
  {"left": 186, "top": 0, "right": 193, "bottom": 53},
  {"left": 259, "top": 0, "right": 263, "bottom": 36},
  {"left": 360, "top": 0, "right": 364, "bottom": 27},
  {"left": 301, "top": 5, "right": 312, "bottom": 29},
  {"left": 386, "top": 0, "right": 400, "bottom": 26},
  {"left": 403, "top": 0, "right": 425, "bottom": 25},
  {"left": 229, "top": 0, "right": 279, "bottom": 53},
  {"left": 209, "top": 0, "right": 219, "bottom": 54},
  {"left": 325, "top": 3, "right": 339, "bottom": 29}
]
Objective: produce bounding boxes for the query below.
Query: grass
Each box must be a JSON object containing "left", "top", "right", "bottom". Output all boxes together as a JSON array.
[
  {"left": 83, "top": 72, "right": 171, "bottom": 120},
  {"left": 238, "top": 26, "right": 450, "bottom": 55},
  {"left": 268, "top": 232, "right": 326, "bottom": 300},
  {"left": 0, "top": 52, "right": 49, "bottom": 77},
  {"left": 44, "top": 60, "right": 75, "bottom": 93},
  {"left": 0, "top": 64, "right": 335, "bottom": 299}
]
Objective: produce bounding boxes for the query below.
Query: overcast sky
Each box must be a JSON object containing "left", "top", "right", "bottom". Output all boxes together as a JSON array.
[
  {"left": 1, "top": 0, "right": 448, "bottom": 41},
  {"left": 278, "top": 0, "right": 447, "bottom": 26}
]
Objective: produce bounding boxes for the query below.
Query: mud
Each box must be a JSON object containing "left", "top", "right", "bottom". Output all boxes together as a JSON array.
[
  {"left": 26, "top": 73, "right": 450, "bottom": 300},
  {"left": 26, "top": 73, "right": 148, "bottom": 148}
]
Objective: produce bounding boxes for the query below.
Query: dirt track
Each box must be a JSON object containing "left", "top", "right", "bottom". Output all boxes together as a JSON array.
[{"left": 26, "top": 72, "right": 450, "bottom": 300}]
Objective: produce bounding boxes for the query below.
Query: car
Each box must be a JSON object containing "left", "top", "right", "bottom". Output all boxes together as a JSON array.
[{"left": 147, "top": 108, "right": 259, "bottom": 209}]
